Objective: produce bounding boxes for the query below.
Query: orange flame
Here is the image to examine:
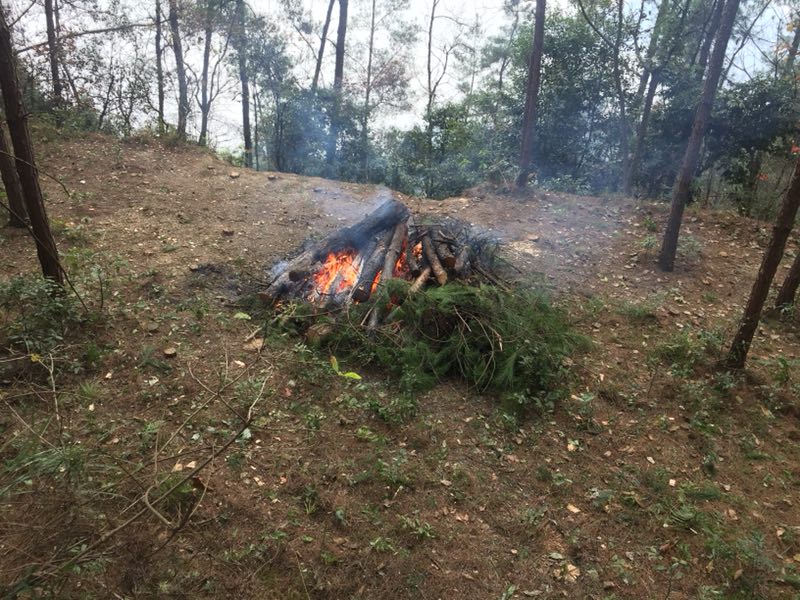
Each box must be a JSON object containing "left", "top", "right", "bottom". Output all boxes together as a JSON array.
[{"left": 312, "top": 250, "right": 361, "bottom": 298}]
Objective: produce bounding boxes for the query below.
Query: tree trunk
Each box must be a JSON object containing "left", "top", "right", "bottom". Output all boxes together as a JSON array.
[
  {"left": 155, "top": 0, "right": 165, "bottom": 134},
  {"left": 658, "top": 0, "right": 740, "bottom": 272},
  {"left": 515, "top": 0, "right": 546, "bottom": 188},
  {"left": 613, "top": 0, "right": 630, "bottom": 192},
  {"left": 0, "top": 10, "right": 62, "bottom": 283},
  {"left": 253, "top": 85, "right": 260, "bottom": 170},
  {"left": 44, "top": 0, "right": 62, "bottom": 114},
  {"left": 626, "top": 69, "right": 659, "bottom": 195},
  {"left": 198, "top": 6, "right": 213, "bottom": 146},
  {"left": 696, "top": 0, "right": 724, "bottom": 74},
  {"left": 632, "top": 0, "right": 670, "bottom": 114},
  {"left": 311, "top": 0, "right": 336, "bottom": 94},
  {"left": 726, "top": 156, "right": 800, "bottom": 368},
  {"left": 362, "top": 0, "right": 376, "bottom": 182},
  {"left": 235, "top": 0, "right": 252, "bottom": 168},
  {"left": 787, "top": 14, "right": 800, "bottom": 71},
  {"left": 168, "top": 0, "right": 189, "bottom": 140},
  {"left": 326, "top": 0, "right": 348, "bottom": 168},
  {"left": 625, "top": 0, "right": 691, "bottom": 195},
  {"left": 774, "top": 250, "right": 800, "bottom": 309},
  {"left": 0, "top": 122, "right": 26, "bottom": 227}
]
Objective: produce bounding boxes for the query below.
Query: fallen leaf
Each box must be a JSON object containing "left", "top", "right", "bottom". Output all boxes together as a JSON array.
[
  {"left": 243, "top": 338, "right": 264, "bottom": 353},
  {"left": 566, "top": 504, "right": 581, "bottom": 514}
]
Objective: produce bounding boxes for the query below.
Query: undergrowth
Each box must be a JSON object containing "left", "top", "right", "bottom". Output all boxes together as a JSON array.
[
  {"left": 0, "top": 275, "right": 81, "bottom": 355},
  {"left": 280, "top": 282, "right": 585, "bottom": 416}
]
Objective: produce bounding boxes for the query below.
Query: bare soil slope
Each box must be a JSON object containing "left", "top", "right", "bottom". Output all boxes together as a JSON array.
[{"left": 1, "top": 129, "right": 800, "bottom": 599}]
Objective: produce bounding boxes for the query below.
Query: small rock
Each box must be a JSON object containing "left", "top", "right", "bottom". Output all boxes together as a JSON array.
[
  {"left": 222, "top": 229, "right": 235, "bottom": 237},
  {"left": 144, "top": 321, "right": 159, "bottom": 334},
  {"left": 267, "top": 175, "right": 277, "bottom": 181},
  {"left": 229, "top": 171, "right": 240, "bottom": 179},
  {"left": 163, "top": 347, "right": 177, "bottom": 358}
]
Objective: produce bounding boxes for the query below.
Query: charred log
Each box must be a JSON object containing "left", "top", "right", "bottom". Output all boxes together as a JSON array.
[{"left": 352, "top": 228, "right": 394, "bottom": 302}]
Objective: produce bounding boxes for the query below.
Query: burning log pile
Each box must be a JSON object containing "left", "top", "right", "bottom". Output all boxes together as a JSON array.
[{"left": 261, "top": 198, "right": 500, "bottom": 319}]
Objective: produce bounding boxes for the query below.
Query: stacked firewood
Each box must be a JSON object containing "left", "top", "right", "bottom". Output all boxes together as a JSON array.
[{"left": 260, "top": 198, "right": 495, "bottom": 309}]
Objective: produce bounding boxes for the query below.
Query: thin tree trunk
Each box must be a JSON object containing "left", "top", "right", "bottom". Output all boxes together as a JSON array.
[
  {"left": 311, "top": 0, "right": 336, "bottom": 94},
  {"left": 198, "top": 4, "right": 213, "bottom": 146},
  {"left": 362, "top": 0, "right": 376, "bottom": 181},
  {"left": 236, "top": 0, "right": 252, "bottom": 168},
  {"left": 697, "top": 0, "right": 724, "bottom": 74},
  {"left": 44, "top": 0, "right": 62, "bottom": 115},
  {"left": 632, "top": 0, "right": 670, "bottom": 113},
  {"left": 0, "top": 122, "right": 26, "bottom": 227},
  {"left": 326, "top": 0, "right": 348, "bottom": 167},
  {"left": 787, "top": 15, "right": 800, "bottom": 71},
  {"left": 726, "top": 156, "right": 800, "bottom": 368},
  {"left": 253, "top": 85, "right": 260, "bottom": 170},
  {"left": 424, "top": 0, "right": 438, "bottom": 196},
  {"left": 774, "top": 250, "right": 800, "bottom": 308},
  {"left": 0, "top": 10, "right": 62, "bottom": 283},
  {"left": 168, "top": 0, "right": 189, "bottom": 140},
  {"left": 613, "top": 0, "right": 631, "bottom": 192},
  {"left": 627, "top": 69, "right": 660, "bottom": 195},
  {"left": 625, "top": 0, "right": 691, "bottom": 195},
  {"left": 155, "top": 0, "right": 165, "bottom": 133},
  {"left": 516, "top": 0, "right": 546, "bottom": 188},
  {"left": 658, "top": 0, "right": 740, "bottom": 272}
]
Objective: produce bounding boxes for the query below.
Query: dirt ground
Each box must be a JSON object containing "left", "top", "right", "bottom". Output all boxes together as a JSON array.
[{"left": 1, "top": 128, "right": 800, "bottom": 599}]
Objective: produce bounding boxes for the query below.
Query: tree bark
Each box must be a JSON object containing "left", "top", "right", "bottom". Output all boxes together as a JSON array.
[
  {"left": 0, "top": 10, "right": 62, "bottom": 283},
  {"left": 515, "top": 0, "right": 546, "bottom": 188},
  {"left": 155, "top": 0, "right": 165, "bottom": 133},
  {"left": 198, "top": 4, "right": 213, "bottom": 146},
  {"left": 311, "top": 0, "right": 336, "bottom": 94},
  {"left": 0, "top": 121, "right": 26, "bottom": 227},
  {"left": 774, "top": 250, "right": 800, "bottom": 309},
  {"left": 326, "top": 0, "right": 348, "bottom": 167},
  {"left": 168, "top": 0, "right": 189, "bottom": 140},
  {"left": 44, "top": 0, "right": 62, "bottom": 114},
  {"left": 726, "top": 156, "right": 800, "bottom": 368},
  {"left": 697, "top": 0, "right": 724, "bottom": 74},
  {"left": 658, "top": 0, "right": 740, "bottom": 272},
  {"left": 235, "top": 0, "right": 252, "bottom": 168}
]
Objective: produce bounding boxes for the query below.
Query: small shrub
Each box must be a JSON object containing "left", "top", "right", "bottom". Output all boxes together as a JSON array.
[
  {"left": 0, "top": 275, "right": 81, "bottom": 354},
  {"left": 650, "top": 328, "right": 721, "bottom": 377}
]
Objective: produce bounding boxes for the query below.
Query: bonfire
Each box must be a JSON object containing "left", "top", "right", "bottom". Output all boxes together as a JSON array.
[{"left": 261, "top": 198, "right": 496, "bottom": 325}]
